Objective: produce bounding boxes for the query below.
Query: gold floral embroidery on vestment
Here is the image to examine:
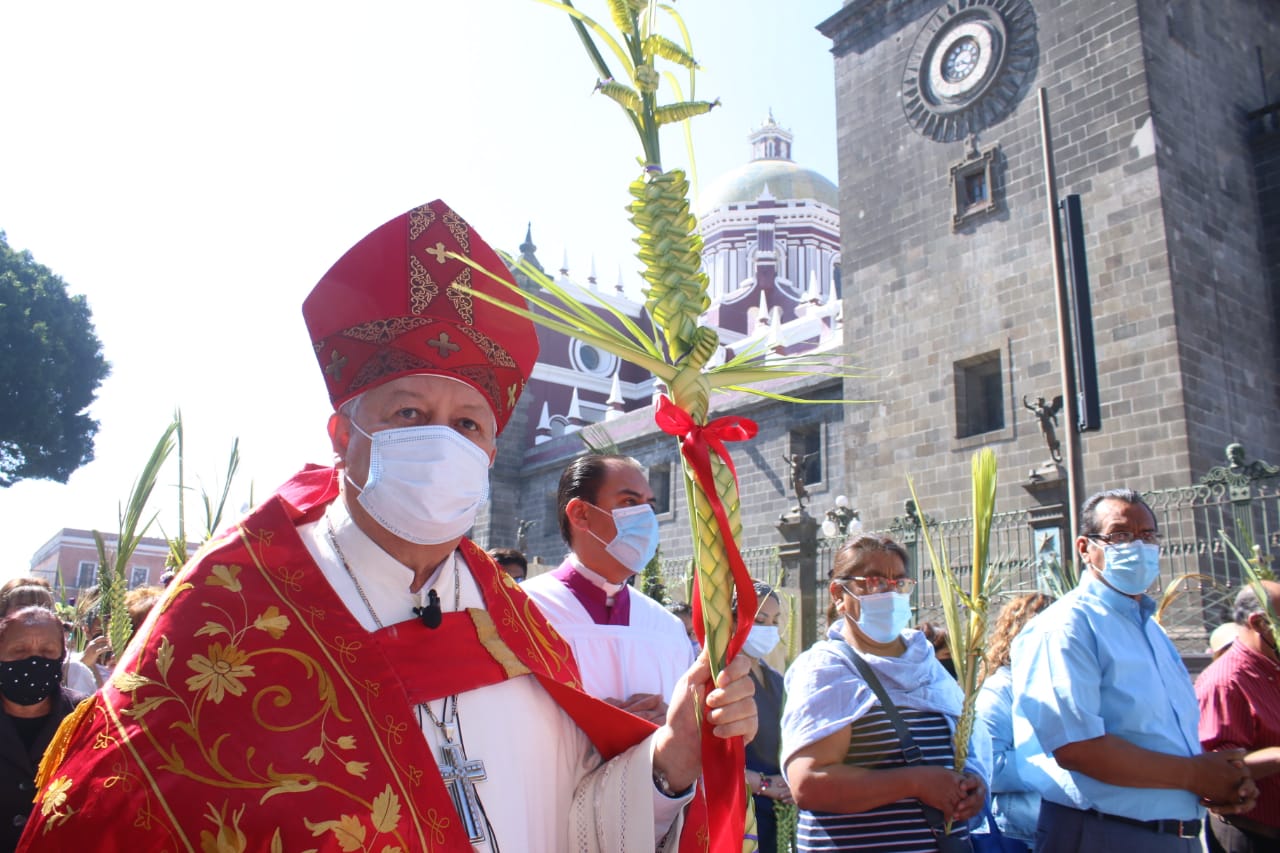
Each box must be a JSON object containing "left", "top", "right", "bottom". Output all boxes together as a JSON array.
[
  {"left": 456, "top": 325, "right": 517, "bottom": 368},
  {"left": 424, "top": 807, "right": 452, "bottom": 846},
  {"left": 341, "top": 317, "right": 429, "bottom": 344},
  {"left": 409, "top": 256, "right": 439, "bottom": 314},
  {"left": 208, "top": 564, "right": 243, "bottom": 592},
  {"left": 185, "top": 642, "right": 255, "bottom": 704},
  {"left": 408, "top": 205, "right": 437, "bottom": 240},
  {"left": 200, "top": 801, "right": 248, "bottom": 853},
  {"left": 442, "top": 210, "right": 469, "bottom": 253},
  {"left": 446, "top": 269, "right": 475, "bottom": 325}
]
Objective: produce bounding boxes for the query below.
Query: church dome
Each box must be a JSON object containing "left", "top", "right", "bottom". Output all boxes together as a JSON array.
[
  {"left": 699, "top": 160, "right": 839, "bottom": 211},
  {"left": 698, "top": 113, "right": 838, "bottom": 213}
]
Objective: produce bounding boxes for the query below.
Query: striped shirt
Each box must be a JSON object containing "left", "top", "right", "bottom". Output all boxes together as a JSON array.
[{"left": 797, "top": 705, "right": 967, "bottom": 852}]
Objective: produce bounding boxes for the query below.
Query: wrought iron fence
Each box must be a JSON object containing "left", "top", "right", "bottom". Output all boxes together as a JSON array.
[{"left": 658, "top": 444, "right": 1278, "bottom": 660}]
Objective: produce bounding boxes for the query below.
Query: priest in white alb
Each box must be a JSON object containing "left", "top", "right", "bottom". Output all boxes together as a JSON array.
[{"left": 522, "top": 454, "right": 695, "bottom": 725}]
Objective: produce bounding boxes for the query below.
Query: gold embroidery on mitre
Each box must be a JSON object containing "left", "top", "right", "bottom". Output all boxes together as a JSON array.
[
  {"left": 455, "top": 364, "right": 501, "bottom": 413},
  {"left": 408, "top": 206, "right": 437, "bottom": 241},
  {"left": 468, "top": 608, "right": 530, "bottom": 679},
  {"left": 507, "top": 383, "right": 519, "bottom": 409},
  {"left": 426, "top": 332, "right": 461, "bottom": 358},
  {"left": 442, "top": 210, "right": 470, "bottom": 253},
  {"left": 409, "top": 257, "right": 439, "bottom": 315},
  {"left": 446, "top": 269, "right": 475, "bottom": 325},
  {"left": 350, "top": 349, "right": 431, "bottom": 392},
  {"left": 456, "top": 326, "right": 517, "bottom": 369},
  {"left": 325, "top": 350, "right": 348, "bottom": 379},
  {"left": 425, "top": 242, "right": 448, "bottom": 264},
  {"left": 341, "top": 317, "right": 429, "bottom": 344}
]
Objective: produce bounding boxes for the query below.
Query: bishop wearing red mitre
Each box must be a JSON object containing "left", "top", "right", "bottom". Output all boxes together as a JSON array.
[{"left": 18, "top": 200, "right": 756, "bottom": 852}]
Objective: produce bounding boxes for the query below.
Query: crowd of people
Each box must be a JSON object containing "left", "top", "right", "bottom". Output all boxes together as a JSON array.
[{"left": 1, "top": 200, "right": 1274, "bottom": 852}]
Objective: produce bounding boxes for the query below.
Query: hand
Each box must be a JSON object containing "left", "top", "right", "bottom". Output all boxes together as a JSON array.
[
  {"left": 1190, "top": 749, "right": 1253, "bottom": 806},
  {"left": 81, "top": 635, "right": 112, "bottom": 668},
  {"left": 952, "top": 772, "right": 985, "bottom": 823},
  {"left": 653, "top": 650, "right": 758, "bottom": 792},
  {"left": 1205, "top": 776, "right": 1259, "bottom": 817},
  {"left": 911, "top": 766, "right": 982, "bottom": 821},
  {"left": 749, "top": 771, "right": 794, "bottom": 804},
  {"left": 607, "top": 692, "right": 668, "bottom": 725}
]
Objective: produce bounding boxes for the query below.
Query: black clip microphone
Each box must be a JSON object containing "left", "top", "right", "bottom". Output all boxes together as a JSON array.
[{"left": 413, "top": 590, "right": 442, "bottom": 629}]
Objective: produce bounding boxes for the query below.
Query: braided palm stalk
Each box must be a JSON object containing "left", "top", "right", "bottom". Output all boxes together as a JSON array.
[{"left": 457, "top": 5, "right": 863, "bottom": 848}]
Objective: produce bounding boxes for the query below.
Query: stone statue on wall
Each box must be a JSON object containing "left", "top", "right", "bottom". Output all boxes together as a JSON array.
[
  {"left": 516, "top": 518, "right": 536, "bottom": 554},
  {"left": 785, "top": 452, "right": 818, "bottom": 508},
  {"left": 1023, "top": 394, "right": 1064, "bottom": 464}
]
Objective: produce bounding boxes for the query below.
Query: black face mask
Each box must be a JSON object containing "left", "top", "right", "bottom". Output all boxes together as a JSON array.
[{"left": 0, "top": 656, "right": 62, "bottom": 706}]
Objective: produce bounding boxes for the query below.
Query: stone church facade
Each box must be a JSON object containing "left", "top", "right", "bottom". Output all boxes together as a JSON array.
[
  {"left": 477, "top": 0, "right": 1280, "bottom": 601},
  {"left": 816, "top": 0, "right": 1280, "bottom": 533}
]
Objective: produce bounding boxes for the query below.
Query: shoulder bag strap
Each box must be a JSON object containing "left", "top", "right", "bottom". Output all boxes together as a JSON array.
[
  {"left": 824, "top": 638, "right": 926, "bottom": 764},
  {"left": 824, "top": 639, "right": 973, "bottom": 853}
]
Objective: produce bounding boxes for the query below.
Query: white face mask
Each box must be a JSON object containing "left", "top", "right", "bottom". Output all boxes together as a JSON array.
[
  {"left": 742, "top": 624, "right": 780, "bottom": 659},
  {"left": 347, "top": 421, "right": 490, "bottom": 545}
]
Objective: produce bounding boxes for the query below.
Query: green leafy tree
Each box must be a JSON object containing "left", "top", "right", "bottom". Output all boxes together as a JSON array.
[{"left": 0, "top": 231, "right": 110, "bottom": 486}]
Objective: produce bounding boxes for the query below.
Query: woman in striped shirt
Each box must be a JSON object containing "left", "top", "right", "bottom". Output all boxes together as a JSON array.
[{"left": 780, "top": 535, "right": 990, "bottom": 852}]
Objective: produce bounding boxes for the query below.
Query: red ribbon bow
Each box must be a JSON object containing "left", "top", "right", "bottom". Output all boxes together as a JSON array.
[{"left": 655, "top": 395, "right": 759, "bottom": 853}]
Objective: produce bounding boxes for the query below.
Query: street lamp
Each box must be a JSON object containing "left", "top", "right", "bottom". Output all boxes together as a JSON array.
[{"left": 821, "top": 495, "right": 862, "bottom": 540}]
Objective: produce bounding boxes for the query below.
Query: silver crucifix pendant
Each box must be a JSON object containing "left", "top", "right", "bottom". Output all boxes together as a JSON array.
[{"left": 438, "top": 723, "right": 487, "bottom": 843}]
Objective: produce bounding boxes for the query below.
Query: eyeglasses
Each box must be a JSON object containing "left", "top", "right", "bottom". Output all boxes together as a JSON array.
[
  {"left": 1085, "top": 531, "right": 1162, "bottom": 546},
  {"left": 838, "top": 576, "right": 917, "bottom": 595}
]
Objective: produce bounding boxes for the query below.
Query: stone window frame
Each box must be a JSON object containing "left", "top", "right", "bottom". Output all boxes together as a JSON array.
[
  {"left": 649, "top": 463, "right": 675, "bottom": 520},
  {"left": 129, "top": 565, "right": 150, "bottom": 589},
  {"left": 952, "top": 347, "right": 1015, "bottom": 448},
  {"left": 950, "top": 144, "right": 999, "bottom": 229}
]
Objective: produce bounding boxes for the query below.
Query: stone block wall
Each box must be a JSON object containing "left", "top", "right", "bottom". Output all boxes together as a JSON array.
[{"left": 821, "top": 0, "right": 1280, "bottom": 529}]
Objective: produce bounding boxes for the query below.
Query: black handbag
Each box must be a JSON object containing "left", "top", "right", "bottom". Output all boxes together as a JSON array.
[{"left": 828, "top": 639, "right": 974, "bottom": 853}]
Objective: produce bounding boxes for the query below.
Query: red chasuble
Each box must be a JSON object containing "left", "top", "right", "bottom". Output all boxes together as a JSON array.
[{"left": 19, "top": 467, "right": 694, "bottom": 852}]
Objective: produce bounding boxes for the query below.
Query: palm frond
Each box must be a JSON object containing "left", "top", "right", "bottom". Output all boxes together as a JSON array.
[
  {"left": 536, "top": 0, "right": 636, "bottom": 77},
  {"left": 1153, "top": 573, "right": 1213, "bottom": 626},
  {"left": 1220, "top": 531, "right": 1280, "bottom": 648},
  {"left": 506, "top": 254, "right": 666, "bottom": 360},
  {"left": 449, "top": 252, "right": 676, "bottom": 378}
]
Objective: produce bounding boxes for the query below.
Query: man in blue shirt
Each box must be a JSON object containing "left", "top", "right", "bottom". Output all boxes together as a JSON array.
[{"left": 1012, "top": 488, "right": 1258, "bottom": 851}]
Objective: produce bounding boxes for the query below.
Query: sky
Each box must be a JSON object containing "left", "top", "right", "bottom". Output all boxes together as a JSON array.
[{"left": 0, "top": 0, "right": 840, "bottom": 578}]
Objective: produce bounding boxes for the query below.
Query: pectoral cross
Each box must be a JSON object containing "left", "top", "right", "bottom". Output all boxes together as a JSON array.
[{"left": 438, "top": 724, "right": 487, "bottom": 843}]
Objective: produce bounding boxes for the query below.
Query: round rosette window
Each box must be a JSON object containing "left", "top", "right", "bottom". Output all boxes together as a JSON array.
[
  {"left": 902, "top": 0, "right": 1037, "bottom": 143},
  {"left": 570, "top": 339, "right": 618, "bottom": 377}
]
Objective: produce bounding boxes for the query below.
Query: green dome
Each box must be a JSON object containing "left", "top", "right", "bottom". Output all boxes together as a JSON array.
[{"left": 698, "top": 159, "right": 839, "bottom": 213}]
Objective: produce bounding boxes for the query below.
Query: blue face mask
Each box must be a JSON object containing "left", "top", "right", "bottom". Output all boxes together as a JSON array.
[
  {"left": 587, "top": 504, "right": 660, "bottom": 574},
  {"left": 845, "top": 589, "right": 913, "bottom": 644},
  {"left": 1101, "top": 541, "right": 1161, "bottom": 595}
]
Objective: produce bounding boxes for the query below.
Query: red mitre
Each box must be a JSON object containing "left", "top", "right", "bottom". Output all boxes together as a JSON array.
[{"left": 302, "top": 200, "right": 537, "bottom": 433}]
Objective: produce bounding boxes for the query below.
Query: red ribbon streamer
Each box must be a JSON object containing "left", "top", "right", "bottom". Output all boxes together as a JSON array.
[{"left": 655, "top": 394, "right": 760, "bottom": 853}]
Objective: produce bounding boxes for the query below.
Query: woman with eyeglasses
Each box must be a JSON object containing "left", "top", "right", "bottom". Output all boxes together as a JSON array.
[{"left": 780, "top": 534, "right": 990, "bottom": 851}]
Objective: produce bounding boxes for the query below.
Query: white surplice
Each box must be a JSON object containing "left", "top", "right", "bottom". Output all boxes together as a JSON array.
[
  {"left": 521, "top": 559, "right": 696, "bottom": 706},
  {"left": 298, "top": 499, "right": 688, "bottom": 852}
]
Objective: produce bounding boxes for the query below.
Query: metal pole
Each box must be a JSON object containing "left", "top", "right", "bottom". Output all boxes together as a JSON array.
[{"left": 1037, "top": 87, "right": 1084, "bottom": 546}]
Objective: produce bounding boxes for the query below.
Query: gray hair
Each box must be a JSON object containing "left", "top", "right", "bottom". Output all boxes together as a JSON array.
[
  {"left": 1079, "top": 488, "right": 1156, "bottom": 535},
  {"left": 1234, "top": 586, "right": 1267, "bottom": 625}
]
